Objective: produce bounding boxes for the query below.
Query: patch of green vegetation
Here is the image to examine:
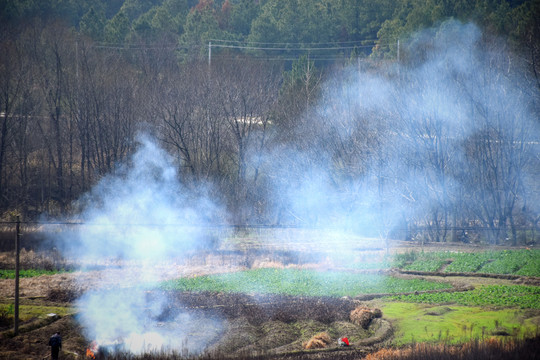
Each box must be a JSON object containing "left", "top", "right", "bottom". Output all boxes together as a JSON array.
[
  {"left": 386, "top": 285, "right": 540, "bottom": 309},
  {"left": 392, "top": 251, "right": 419, "bottom": 268},
  {"left": 343, "top": 253, "right": 392, "bottom": 270},
  {"left": 478, "top": 250, "right": 531, "bottom": 275},
  {"left": 381, "top": 302, "right": 540, "bottom": 346},
  {"left": 0, "top": 269, "right": 71, "bottom": 279},
  {"left": 516, "top": 260, "right": 540, "bottom": 276},
  {"left": 398, "top": 251, "right": 449, "bottom": 272},
  {"left": 404, "top": 258, "right": 447, "bottom": 272},
  {"left": 393, "top": 249, "right": 540, "bottom": 277},
  {"left": 162, "top": 269, "right": 451, "bottom": 297},
  {"left": 442, "top": 252, "right": 494, "bottom": 273},
  {"left": 0, "top": 303, "right": 73, "bottom": 322}
]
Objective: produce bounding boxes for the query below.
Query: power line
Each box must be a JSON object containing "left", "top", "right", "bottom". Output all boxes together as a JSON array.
[
  {"left": 209, "top": 43, "right": 376, "bottom": 51},
  {"left": 208, "top": 38, "right": 381, "bottom": 46}
]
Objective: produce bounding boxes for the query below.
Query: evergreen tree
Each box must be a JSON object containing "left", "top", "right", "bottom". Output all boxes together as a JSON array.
[
  {"left": 104, "top": 11, "right": 131, "bottom": 44},
  {"left": 80, "top": 7, "right": 106, "bottom": 41}
]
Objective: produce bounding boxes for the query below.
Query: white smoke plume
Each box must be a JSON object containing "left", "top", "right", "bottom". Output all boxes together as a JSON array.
[{"left": 66, "top": 135, "right": 224, "bottom": 354}]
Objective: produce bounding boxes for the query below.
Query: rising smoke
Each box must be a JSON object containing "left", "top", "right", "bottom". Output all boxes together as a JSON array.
[
  {"left": 67, "top": 135, "right": 224, "bottom": 354},
  {"left": 58, "top": 20, "right": 538, "bottom": 355}
]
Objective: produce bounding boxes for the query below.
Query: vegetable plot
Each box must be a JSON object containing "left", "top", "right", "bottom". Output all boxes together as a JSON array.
[
  {"left": 395, "top": 249, "right": 540, "bottom": 276},
  {"left": 163, "top": 269, "right": 451, "bottom": 297},
  {"left": 386, "top": 285, "right": 540, "bottom": 309}
]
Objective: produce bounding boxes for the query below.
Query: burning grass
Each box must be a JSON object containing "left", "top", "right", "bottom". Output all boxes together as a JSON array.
[{"left": 70, "top": 291, "right": 386, "bottom": 357}]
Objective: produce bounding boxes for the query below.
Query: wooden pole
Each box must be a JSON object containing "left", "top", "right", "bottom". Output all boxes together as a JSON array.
[{"left": 14, "top": 216, "right": 20, "bottom": 335}]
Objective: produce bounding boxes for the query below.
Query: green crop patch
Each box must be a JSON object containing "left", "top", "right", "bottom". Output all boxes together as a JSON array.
[
  {"left": 479, "top": 250, "right": 532, "bottom": 275},
  {"left": 0, "top": 269, "right": 70, "bottom": 279},
  {"left": 404, "top": 258, "right": 447, "bottom": 272},
  {"left": 393, "top": 249, "right": 540, "bottom": 276},
  {"left": 386, "top": 285, "right": 540, "bottom": 309},
  {"left": 443, "top": 252, "right": 494, "bottom": 273},
  {"left": 162, "top": 269, "right": 451, "bottom": 297},
  {"left": 381, "top": 302, "right": 540, "bottom": 346}
]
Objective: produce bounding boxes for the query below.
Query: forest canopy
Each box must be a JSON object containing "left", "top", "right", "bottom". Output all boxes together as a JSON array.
[{"left": 0, "top": 0, "right": 537, "bottom": 58}]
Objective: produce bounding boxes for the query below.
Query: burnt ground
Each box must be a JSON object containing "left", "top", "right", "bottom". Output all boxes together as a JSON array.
[{"left": 0, "top": 291, "right": 391, "bottom": 360}]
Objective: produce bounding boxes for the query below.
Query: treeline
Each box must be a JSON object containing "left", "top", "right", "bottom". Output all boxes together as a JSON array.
[
  {"left": 0, "top": 0, "right": 538, "bottom": 59},
  {"left": 0, "top": 1, "right": 539, "bottom": 245}
]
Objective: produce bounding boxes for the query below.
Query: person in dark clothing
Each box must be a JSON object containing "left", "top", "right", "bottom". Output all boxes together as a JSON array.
[{"left": 49, "top": 332, "right": 62, "bottom": 360}]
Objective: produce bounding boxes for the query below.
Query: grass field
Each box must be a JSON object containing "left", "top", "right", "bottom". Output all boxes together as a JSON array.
[
  {"left": 378, "top": 302, "right": 539, "bottom": 345},
  {"left": 386, "top": 285, "right": 540, "bottom": 309}
]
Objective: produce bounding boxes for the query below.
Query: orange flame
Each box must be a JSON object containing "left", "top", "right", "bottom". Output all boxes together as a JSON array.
[{"left": 86, "top": 341, "right": 98, "bottom": 359}]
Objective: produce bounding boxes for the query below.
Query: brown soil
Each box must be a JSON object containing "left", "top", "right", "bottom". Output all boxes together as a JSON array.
[{"left": 0, "top": 315, "right": 85, "bottom": 360}]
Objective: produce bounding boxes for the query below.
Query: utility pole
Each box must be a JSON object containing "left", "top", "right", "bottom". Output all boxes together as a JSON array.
[
  {"left": 397, "top": 39, "right": 400, "bottom": 63},
  {"left": 14, "top": 216, "right": 20, "bottom": 335},
  {"left": 208, "top": 41, "right": 212, "bottom": 67}
]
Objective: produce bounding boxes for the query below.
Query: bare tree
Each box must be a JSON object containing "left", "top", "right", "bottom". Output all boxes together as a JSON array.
[
  {"left": 0, "top": 28, "right": 24, "bottom": 211},
  {"left": 459, "top": 40, "right": 539, "bottom": 245},
  {"left": 154, "top": 60, "right": 227, "bottom": 184},
  {"left": 213, "top": 57, "right": 281, "bottom": 223},
  {"left": 75, "top": 40, "right": 138, "bottom": 185},
  {"left": 26, "top": 21, "right": 78, "bottom": 215}
]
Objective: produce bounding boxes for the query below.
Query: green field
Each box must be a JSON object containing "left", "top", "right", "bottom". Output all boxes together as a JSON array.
[
  {"left": 161, "top": 268, "right": 451, "bottom": 297},
  {"left": 159, "top": 263, "right": 540, "bottom": 346},
  {"left": 386, "top": 285, "right": 540, "bottom": 309},
  {"left": 380, "top": 302, "right": 540, "bottom": 345},
  {"left": 395, "top": 249, "right": 540, "bottom": 276}
]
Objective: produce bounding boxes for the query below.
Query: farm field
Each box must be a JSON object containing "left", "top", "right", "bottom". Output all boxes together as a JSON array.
[
  {"left": 0, "top": 242, "right": 539, "bottom": 359},
  {"left": 396, "top": 249, "right": 540, "bottom": 276}
]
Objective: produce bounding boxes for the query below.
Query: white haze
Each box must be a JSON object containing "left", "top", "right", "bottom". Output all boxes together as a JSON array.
[
  {"left": 65, "top": 135, "right": 224, "bottom": 354},
  {"left": 263, "top": 20, "right": 538, "bottom": 241},
  {"left": 52, "top": 20, "right": 539, "bottom": 355}
]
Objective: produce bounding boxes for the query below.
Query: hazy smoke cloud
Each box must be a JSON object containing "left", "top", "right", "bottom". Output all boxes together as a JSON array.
[
  {"left": 68, "top": 135, "right": 224, "bottom": 354},
  {"left": 264, "top": 20, "right": 539, "bottom": 240}
]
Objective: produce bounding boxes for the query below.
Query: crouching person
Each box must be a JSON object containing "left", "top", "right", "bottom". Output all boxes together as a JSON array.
[{"left": 338, "top": 337, "right": 350, "bottom": 346}]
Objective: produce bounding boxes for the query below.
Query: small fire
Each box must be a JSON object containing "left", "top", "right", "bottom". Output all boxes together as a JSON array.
[{"left": 86, "top": 341, "right": 98, "bottom": 359}]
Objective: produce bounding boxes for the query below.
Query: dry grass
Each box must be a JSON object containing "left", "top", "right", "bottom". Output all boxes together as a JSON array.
[
  {"left": 363, "top": 337, "right": 540, "bottom": 360},
  {"left": 350, "top": 306, "right": 382, "bottom": 329},
  {"left": 303, "top": 332, "right": 332, "bottom": 349}
]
